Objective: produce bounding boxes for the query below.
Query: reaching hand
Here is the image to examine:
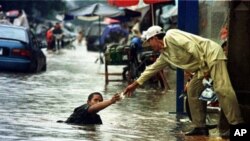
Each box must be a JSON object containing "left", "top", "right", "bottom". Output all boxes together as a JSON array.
[
  {"left": 124, "top": 81, "right": 139, "bottom": 97},
  {"left": 111, "top": 93, "right": 121, "bottom": 104}
]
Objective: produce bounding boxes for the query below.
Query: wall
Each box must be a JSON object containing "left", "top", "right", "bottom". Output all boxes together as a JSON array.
[{"left": 228, "top": 1, "right": 250, "bottom": 123}]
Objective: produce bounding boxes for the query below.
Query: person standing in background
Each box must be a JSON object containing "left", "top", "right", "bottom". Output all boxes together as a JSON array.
[{"left": 13, "top": 10, "right": 29, "bottom": 28}]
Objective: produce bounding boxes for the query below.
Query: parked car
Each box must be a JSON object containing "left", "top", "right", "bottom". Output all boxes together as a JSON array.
[
  {"left": 0, "top": 24, "right": 46, "bottom": 73},
  {"left": 85, "top": 22, "right": 107, "bottom": 52}
]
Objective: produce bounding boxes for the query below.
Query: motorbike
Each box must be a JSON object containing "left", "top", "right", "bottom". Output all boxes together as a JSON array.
[
  {"left": 179, "top": 77, "right": 220, "bottom": 129},
  {"left": 123, "top": 42, "right": 172, "bottom": 90}
]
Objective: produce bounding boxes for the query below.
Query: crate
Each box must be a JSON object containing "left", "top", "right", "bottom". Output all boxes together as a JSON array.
[
  {"left": 105, "top": 44, "right": 129, "bottom": 65},
  {"left": 104, "top": 44, "right": 131, "bottom": 85}
]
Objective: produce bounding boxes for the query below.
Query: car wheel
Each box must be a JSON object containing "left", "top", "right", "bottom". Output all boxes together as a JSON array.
[
  {"left": 29, "top": 59, "right": 38, "bottom": 73},
  {"left": 41, "top": 64, "right": 47, "bottom": 71}
]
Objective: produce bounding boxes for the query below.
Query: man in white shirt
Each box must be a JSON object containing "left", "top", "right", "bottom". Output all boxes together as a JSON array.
[
  {"left": 124, "top": 25, "right": 244, "bottom": 137},
  {"left": 13, "top": 10, "right": 29, "bottom": 28}
]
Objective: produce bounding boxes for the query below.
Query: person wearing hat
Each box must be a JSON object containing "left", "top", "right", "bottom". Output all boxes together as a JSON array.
[{"left": 124, "top": 25, "right": 244, "bottom": 136}]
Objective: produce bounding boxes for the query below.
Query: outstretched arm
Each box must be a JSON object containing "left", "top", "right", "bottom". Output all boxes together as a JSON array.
[
  {"left": 124, "top": 81, "right": 140, "bottom": 97},
  {"left": 88, "top": 94, "right": 120, "bottom": 113},
  {"left": 124, "top": 54, "right": 168, "bottom": 97}
]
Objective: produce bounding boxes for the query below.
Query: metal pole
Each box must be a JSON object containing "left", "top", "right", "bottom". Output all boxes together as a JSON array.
[
  {"left": 151, "top": 4, "right": 155, "bottom": 25},
  {"left": 177, "top": 0, "right": 199, "bottom": 113},
  {"left": 98, "top": 16, "right": 104, "bottom": 64}
]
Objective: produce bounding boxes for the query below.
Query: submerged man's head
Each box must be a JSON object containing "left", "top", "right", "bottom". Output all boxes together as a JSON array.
[{"left": 87, "top": 92, "right": 103, "bottom": 106}]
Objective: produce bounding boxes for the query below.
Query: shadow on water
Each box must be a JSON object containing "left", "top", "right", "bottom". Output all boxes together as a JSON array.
[{"left": 0, "top": 41, "right": 228, "bottom": 141}]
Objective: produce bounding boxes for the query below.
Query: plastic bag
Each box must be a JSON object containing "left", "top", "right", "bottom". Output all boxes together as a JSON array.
[{"left": 199, "top": 78, "right": 218, "bottom": 102}]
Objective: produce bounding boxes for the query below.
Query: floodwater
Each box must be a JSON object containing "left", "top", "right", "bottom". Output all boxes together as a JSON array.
[{"left": 0, "top": 41, "right": 227, "bottom": 141}]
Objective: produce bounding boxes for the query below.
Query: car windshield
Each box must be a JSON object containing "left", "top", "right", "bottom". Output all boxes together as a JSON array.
[{"left": 0, "top": 26, "right": 28, "bottom": 43}]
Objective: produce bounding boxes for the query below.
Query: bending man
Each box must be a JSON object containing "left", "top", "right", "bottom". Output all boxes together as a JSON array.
[{"left": 124, "top": 25, "right": 244, "bottom": 136}]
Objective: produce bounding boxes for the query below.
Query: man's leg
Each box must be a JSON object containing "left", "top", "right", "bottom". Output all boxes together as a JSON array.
[
  {"left": 187, "top": 74, "right": 207, "bottom": 127},
  {"left": 218, "top": 109, "right": 230, "bottom": 137},
  {"left": 210, "top": 61, "right": 244, "bottom": 125},
  {"left": 185, "top": 74, "right": 208, "bottom": 136}
]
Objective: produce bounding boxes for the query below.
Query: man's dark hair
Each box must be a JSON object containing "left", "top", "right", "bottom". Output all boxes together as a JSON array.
[
  {"left": 221, "top": 41, "right": 227, "bottom": 49},
  {"left": 155, "top": 33, "right": 165, "bottom": 40},
  {"left": 88, "top": 92, "right": 103, "bottom": 101}
]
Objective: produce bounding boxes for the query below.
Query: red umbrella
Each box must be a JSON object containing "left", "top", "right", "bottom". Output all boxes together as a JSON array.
[
  {"left": 107, "top": 0, "right": 139, "bottom": 7},
  {"left": 107, "top": 0, "right": 173, "bottom": 25},
  {"left": 6, "top": 10, "right": 19, "bottom": 18},
  {"left": 143, "top": 0, "right": 170, "bottom": 4},
  {"left": 107, "top": 0, "right": 169, "bottom": 6},
  {"left": 104, "top": 17, "right": 120, "bottom": 24}
]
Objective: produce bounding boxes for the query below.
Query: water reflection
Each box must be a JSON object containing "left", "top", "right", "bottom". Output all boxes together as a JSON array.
[{"left": 0, "top": 42, "right": 224, "bottom": 141}]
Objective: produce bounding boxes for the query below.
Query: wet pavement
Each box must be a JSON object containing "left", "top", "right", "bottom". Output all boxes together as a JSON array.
[{"left": 0, "top": 41, "right": 229, "bottom": 141}]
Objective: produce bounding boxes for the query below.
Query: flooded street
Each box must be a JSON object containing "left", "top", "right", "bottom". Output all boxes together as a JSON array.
[{"left": 0, "top": 42, "right": 225, "bottom": 141}]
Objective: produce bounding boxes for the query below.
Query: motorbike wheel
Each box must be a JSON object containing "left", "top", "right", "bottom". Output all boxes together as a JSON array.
[
  {"left": 124, "top": 62, "right": 137, "bottom": 84},
  {"left": 29, "top": 59, "right": 39, "bottom": 73}
]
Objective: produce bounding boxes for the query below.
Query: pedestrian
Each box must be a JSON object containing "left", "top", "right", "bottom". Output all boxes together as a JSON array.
[
  {"left": 0, "top": 14, "right": 11, "bottom": 25},
  {"left": 65, "top": 92, "right": 121, "bottom": 125},
  {"left": 123, "top": 25, "right": 244, "bottom": 136},
  {"left": 13, "top": 10, "right": 29, "bottom": 28},
  {"left": 46, "top": 27, "right": 54, "bottom": 51},
  {"left": 52, "top": 22, "right": 64, "bottom": 50},
  {"left": 0, "top": 9, "right": 11, "bottom": 25},
  {"left": 77, "top": 30, "right": 84, "bottom": 45}
]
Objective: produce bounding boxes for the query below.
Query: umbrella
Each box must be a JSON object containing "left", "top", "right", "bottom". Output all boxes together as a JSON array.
[
  {"left": 5, "top": 10, "right": 19, "bottom": 18},
  {"left": 103, "top": 17, "right": 120, "bottom": 24},
  {"left": 100, "top": 24, "right": 129, "bottom": 46},
  {"left": 66, "top": 3, "right": 123, "bottom": 17},
  {"left": 65, "top": 3, "right": 124, "bottom": 63},
  {"left": 107, "top": 0, "right": 174, "bottom": 25},
  {"left": 111, "top": 8, "right": 141, "bottom": 22},
  {"left": 161, "top": 5, "right": 177, "bottom": 19}
]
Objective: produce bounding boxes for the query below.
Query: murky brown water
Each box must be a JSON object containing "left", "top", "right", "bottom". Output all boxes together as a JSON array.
[{"left": 0, "top": 41, "right": 227, "bottom": 141}]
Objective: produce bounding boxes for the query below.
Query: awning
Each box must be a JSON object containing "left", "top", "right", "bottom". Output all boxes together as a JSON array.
[{"left": 107, "top": 0, "right": 174, "bottom": 25}]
